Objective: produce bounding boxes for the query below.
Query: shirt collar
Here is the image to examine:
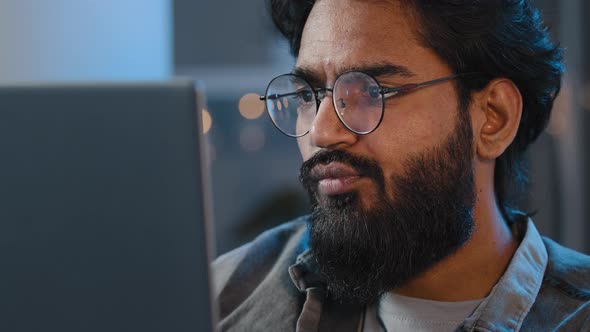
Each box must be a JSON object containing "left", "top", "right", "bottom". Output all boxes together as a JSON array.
[
  {"left": 460, "top": 218, "right": 548, "bottom": 331},
  {"left": 289, "top": 248, "right": 320, "bottom": 292},
  {"left": 288, "top": 217, "right": 549, "bottom": 332}
]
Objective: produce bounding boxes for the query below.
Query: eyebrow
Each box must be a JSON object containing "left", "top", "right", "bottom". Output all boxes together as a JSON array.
[{"left": 291, "top": 63, "right": 415, "bottom": 86}]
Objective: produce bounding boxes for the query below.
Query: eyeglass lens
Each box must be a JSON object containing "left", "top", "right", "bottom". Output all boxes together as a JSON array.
[
  {"left": 333, "top": 72, "right": 383, "bottom": 134},
  {"left": 265, "top": 75, "right": 317, "bottom": 137},
  {"left": 265, "top": 72, "right": 384, "bottom": 137}
]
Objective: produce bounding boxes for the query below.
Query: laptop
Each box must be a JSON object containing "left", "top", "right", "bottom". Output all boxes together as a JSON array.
[{"left": 0, "top": 80, "right": 217, "bottom": 332}]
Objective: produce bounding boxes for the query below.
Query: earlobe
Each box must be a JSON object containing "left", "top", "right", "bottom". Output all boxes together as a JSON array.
[{"left": 476, "top": 79, "right": 523, "bottom": 160}]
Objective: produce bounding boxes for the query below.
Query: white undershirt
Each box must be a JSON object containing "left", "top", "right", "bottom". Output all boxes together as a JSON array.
[{"left": 363, "top": 293, "right": 484, "bottom": 332}]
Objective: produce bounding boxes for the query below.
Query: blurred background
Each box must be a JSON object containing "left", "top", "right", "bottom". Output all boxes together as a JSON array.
[{"left": 0, "top": 0, "right": 588, "bottom": 256}]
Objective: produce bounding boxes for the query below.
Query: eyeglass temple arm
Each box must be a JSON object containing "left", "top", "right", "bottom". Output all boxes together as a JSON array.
[
  {"left": 259, "top": 91, "right": 302, "bottom": 101},
  {"left": 381, "top": 73, "right": 478, "bottom": 95},
  {"left": 260, "top": 87, "right": 333, "bottom": 101}
]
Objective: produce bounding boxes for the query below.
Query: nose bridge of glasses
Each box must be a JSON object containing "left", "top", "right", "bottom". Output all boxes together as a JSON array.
[
  {"left": 314, "top": 87, "right": 333, "bottom": 105},
  {"left": 310, "top": 87, "right": 340, "bottom": 130},
  {"left": 308, "top": 87, "right": 359, "bottom": 147}
]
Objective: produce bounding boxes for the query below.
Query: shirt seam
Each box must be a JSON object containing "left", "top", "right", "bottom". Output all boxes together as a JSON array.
[{"left": 544, "top": 276, "right": 590, "bottom": 301}]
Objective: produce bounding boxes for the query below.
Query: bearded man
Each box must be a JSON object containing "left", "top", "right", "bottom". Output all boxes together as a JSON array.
[{"left": 213, "top": 1, "right": 590, "bottom": 331}]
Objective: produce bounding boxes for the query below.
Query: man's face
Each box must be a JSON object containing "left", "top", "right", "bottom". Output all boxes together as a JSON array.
[{"left": 296, "top": 0, "right": 476, "bottom": 304}]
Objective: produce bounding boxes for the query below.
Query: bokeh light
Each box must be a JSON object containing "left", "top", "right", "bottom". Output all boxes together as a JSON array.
[
  {"left": 239, "top": 125, "right": 265, "bottom": 152},
  {"left": 202, "top": 109, "right": 212, "bottom": 134},
  {"left": 239, "top": 93, "right": 265, "bottom": 120}
]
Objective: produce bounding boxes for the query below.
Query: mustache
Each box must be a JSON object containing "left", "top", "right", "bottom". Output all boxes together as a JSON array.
[{"left": 299, "top": 150, "right": 385, "bottom": 192}]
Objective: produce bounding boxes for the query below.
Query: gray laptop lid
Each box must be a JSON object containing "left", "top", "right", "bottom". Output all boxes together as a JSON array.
[{"left": 0, "top": 81, "right": 216, "bottom": 332}]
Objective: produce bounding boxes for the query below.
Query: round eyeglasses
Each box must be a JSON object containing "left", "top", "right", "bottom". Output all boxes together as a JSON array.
[{"left": 260, "top": 71, "right": 473, "bottom": 137}]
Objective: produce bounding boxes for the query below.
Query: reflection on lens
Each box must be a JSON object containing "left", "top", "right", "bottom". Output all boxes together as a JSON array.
[
  {"left": 333, "top": 72, "right": 384, "bottom": 134},
  {"left": 265, "top": 74, "right": 316, "bottom": 137}
]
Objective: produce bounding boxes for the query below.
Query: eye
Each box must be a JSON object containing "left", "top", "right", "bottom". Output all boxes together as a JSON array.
[
  {"left": 358, "top": 84, "right": 381, "bottom": 99},
  {"left": 368, "top": 86, "right": 380, "bottom": 98},
  {"left": 296, "top": 89, "right": 314, "bottom": 103}
]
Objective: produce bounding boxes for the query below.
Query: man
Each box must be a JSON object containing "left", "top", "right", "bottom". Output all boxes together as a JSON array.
[{"left": 214, "top": 0, "right": 590, "bottom": 331}]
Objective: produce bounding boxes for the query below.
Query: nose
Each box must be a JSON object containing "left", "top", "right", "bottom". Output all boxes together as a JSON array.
[{"left": 308, "top": 93, "right": 358, "bottom": 149}]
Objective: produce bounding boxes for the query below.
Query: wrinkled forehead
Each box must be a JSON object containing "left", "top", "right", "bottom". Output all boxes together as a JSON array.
[{"left": 297, "top": 0, "right": 426, "bottom": 82}]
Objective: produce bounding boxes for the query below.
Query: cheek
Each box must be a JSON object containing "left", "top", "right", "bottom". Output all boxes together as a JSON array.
[
  {"left": 362, "top": 107, "right": 457, "bottom": 184},
  {"left": 382, "top": 93, "right": 457, "bottom": 151},
  {"left": 366, "top": 113, "right": 442, "bottom": 165},
  {"left": 406, "top": 117, "right": 449, "bottom": 146},
  {"left": 297, "top": 136, "right": 313, "bottom": 162}
]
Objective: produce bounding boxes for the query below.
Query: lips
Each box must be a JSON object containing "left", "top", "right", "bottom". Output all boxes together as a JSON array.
[{"left": 311, "top": 162, "right": 363, "bottom": 196}]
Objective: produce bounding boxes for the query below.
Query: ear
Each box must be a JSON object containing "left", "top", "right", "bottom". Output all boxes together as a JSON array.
[{"left": 474, "top": 78, "right": 523, "bottom": 160}]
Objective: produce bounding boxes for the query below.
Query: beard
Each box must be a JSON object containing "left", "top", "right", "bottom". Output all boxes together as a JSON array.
[{"left": 299, "top": 109, "right": 476, "bottom": 305}]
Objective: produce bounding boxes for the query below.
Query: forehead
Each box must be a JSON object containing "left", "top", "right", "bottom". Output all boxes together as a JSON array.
[{"left": 297, "top": 0, "right": 447, "bottom": 79}]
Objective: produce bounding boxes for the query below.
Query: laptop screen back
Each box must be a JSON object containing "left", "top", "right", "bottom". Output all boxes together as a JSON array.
[{"left": 0, "top": 81, "right": 216, "bottom": 332}]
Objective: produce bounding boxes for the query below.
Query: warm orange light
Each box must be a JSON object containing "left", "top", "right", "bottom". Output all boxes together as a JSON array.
[
  {"left": 239, "top": 93, "right": 265, "bottom": 120},
  {"left": 202, "top": 109, "right": 212, "bottom": 134}
]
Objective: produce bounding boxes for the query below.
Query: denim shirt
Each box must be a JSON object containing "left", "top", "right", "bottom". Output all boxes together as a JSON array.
[{"left": 213, "top": 215, "right": 590, "bottom": 331}]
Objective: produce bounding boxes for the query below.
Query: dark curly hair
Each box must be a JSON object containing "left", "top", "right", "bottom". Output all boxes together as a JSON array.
[{"left": 268, "top": 0, "right": 564, "bottom": 224}]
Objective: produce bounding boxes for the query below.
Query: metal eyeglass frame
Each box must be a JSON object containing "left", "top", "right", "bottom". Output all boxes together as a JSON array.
[{"left": 260, "top": 71, "right": 479, "bottom": 137}]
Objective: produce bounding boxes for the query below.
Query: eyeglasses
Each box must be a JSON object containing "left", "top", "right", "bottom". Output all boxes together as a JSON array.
[{"left": 260, "top": 71, "right": 475, "bottom": 137}]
